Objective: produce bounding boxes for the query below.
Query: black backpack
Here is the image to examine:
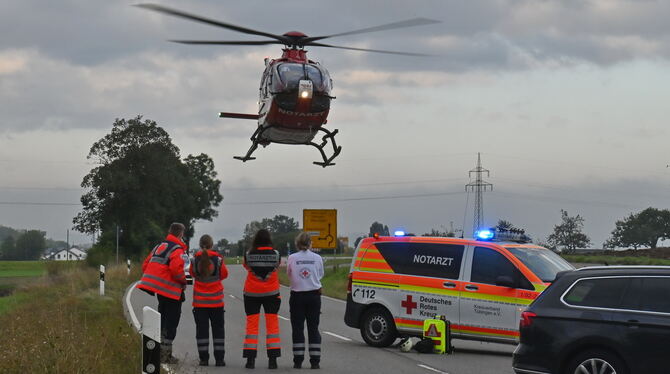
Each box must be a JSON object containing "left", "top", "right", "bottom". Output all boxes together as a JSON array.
[{"left": 412, "top": 338, "right": 435, "bottom": 353}]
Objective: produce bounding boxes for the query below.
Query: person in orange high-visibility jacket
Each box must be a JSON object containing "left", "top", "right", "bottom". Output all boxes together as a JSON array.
[
  {"left": 136, "top": 222, "right": 188, "bottom": 364},
  {"left": 190, "top": 234, "right": 229, "bottom": 367},
  {"left": 242, "top": 228, "right": 281, "bottom": 369}
]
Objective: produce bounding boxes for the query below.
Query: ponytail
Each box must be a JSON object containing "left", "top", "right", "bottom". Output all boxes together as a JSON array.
[
  {"left": 197, "top": 234, "right": 214, "bottom": 278},
  {"left": 197, "top": 249, "right": 213, "bottom": 278}
]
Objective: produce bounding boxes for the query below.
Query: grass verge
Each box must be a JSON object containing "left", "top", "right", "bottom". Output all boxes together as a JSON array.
[
  {"left": 278, "top": 265, "right": 349, "bottom": 300},
  {"left": 0, "top": 262, "right": 141, "bottom": 373},
  {"left": 563, "top": 255, "right": 670, "bottom": 266}
]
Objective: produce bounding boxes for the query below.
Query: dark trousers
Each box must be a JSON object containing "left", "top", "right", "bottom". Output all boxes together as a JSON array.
[
  {"left": 193, "top": 307, "right": 225, "bottom": 361},
  {"left": 243, "top": 294, "right": 281, "bottom": 358},
  {"left": 157, "top": 294, "right": 182, "bottom": 357},
  {"left": 289, "top": 290, "right": 321, "bottom": 364}
]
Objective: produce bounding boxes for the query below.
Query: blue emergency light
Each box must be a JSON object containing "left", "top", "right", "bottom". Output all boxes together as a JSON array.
[
  {"left": 394, "top": 230, "right": 406, "bottom": 237},
  {"left": 475, "top": 229, "right": 495, "bottom": 240}
]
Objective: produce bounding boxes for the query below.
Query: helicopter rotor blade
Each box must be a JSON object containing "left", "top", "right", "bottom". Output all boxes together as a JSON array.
[
  {"left": 136, "top": 3, "right": 288, "bottom": 43},
  {"left": 308, "top": 42, "right": 436, "bottom": 56},
  {"left": 303, "top": 18, "right": 440, "bottom": 44},
  {"left": 170, "top": 39, "right": 283, "bottom": 46}
]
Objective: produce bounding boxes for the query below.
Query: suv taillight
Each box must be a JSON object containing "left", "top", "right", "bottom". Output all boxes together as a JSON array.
[
  {"left": 520, "top": 311, "right": 537, "bottom": 329},
  {"left": 347, "top": 273, "right": 353, "bottom": 294}
]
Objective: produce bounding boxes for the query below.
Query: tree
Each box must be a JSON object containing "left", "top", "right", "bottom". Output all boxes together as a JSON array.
[
  {"left": 8, "top": 230, "right": 46, "bottom": 260},
  {"left": 604, "top": 208, "right": 670, "bottom": 249},
  {"left": 0, "top": 236, "right": 15, "bottom": 260},
  {"left": 495, "top": 219, "right": 516, "bottom": 231},
  {"left": 423, "top": 228, "right": 454, "bottom": 237},
  {"left": 73, "top": 116, "right": 223, "bottom": 259},
  {"left": 369, "top": 222, "right": 389, "bottom": 237},
  {"left": 547, "top": 210, "right": 590, "bottom": 254},
  {"left": 241, "top": 215, "right": 301, "bottom": 256}
]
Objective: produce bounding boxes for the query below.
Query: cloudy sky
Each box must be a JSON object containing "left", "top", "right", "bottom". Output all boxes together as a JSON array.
[{"left": 1, "top": 0, "right": 670, "bottom": 248}]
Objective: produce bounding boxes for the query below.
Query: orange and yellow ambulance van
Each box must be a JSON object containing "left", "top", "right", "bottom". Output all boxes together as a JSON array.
[{"left": 344, "top": 229, "right": 574, "bottom": 347}]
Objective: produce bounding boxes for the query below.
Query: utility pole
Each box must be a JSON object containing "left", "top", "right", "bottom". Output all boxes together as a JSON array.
[
  {"left": 116, "top": 225, "right": 120, "bottom": 264},
  {"left": 465, "top": 153, "right": 493, "bottom": 236}
]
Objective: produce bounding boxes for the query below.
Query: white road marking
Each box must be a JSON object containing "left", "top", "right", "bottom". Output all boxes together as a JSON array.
[
  {"left": 323, "top": 331, "right": 352, "bottom": 341},
  {"left": 229, "top": 294, "right": 237, "bottom": 299},
  {"left": 125, "top": 281, "right": 141, "bottom": 331},
  {"left": 418, "top": 364, "right": 449, "bottom": 374},
  {"left": 279, "top": 315, "right": 290, "bottom": 321}
]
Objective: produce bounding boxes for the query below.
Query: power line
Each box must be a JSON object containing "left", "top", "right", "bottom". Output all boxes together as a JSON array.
[
  {"left": 224, "top": 191, "right": 465, "bottom": 205},
  {"left": 0, "top": 201, "right": 80, "bottom": 206}
]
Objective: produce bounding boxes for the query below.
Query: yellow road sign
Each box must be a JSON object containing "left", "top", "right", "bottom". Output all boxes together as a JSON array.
[{"left": 303, "top": 209, "right": 337, "bottom": 249}]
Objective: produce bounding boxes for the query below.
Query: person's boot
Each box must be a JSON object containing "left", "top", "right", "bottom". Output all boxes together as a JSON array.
[
  {"left": 293, "top": 359, "right": 303, "bottom": 369},
  {"left": 245, "top": 357, "right": 255, "bottom": 369},
  {"left": 199, "top": 359, "right": 209, "bottom": 366},
  {"left": 268, "top": 357, "right": 278, "bottom": 369},
  {"left": 310, "top": 361, "right": 320, "bottom": 369},
  {"left": 215, "top": 359, "right": 226, "bottom": 367}
]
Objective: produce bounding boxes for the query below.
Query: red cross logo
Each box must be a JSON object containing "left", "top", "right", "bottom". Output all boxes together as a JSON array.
[
  {"left": 301, "top": 270, "right": 310, "bottom": 277},
  {"left": 401, "top": 295, "right": 417, "bottom": 315}
]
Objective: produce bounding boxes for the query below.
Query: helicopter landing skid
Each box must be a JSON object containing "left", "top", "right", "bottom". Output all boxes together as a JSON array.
[
  {"left": 233, "top": 126, "right": 262, "bottom": 162},
  {"left": 233, "top": 125, "right": 341, "bottom": 167},
  {"left": 310, "top": 127, "right": 342, "bottom": 167}
]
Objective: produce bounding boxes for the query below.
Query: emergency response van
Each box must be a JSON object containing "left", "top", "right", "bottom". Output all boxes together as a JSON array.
[{"left": 344, "top": 229, "right": 574, "bottom": 347}]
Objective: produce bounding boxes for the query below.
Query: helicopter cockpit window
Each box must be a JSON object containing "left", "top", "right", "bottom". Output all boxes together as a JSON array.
[
  {"left": 277, "top": 63, "right": 305, "bottom": 90},
  {"left": 305, "top": 65, "right": 323, "bottom": 88}
]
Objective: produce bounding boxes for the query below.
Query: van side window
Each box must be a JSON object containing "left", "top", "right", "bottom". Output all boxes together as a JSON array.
[
  {"left": 375, "top": 242, "right": 464, "bottom": 279},
  {"left": 472, "top": 247, "right": 532, "bottom": 289}
]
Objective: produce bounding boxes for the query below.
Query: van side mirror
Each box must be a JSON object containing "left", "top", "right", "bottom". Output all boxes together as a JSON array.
[{"left": 495, "top": 275, "right": 516, "bottom": 288}]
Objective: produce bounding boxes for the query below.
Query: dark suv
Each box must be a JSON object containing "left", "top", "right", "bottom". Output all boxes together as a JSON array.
[{"left": 513, "top": 266, "right": 670, "bottom": 374}]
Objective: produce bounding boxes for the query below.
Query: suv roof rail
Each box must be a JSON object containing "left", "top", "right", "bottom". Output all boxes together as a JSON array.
[{"left": 576, "top": 265, "right": 670, "bottom": 271}]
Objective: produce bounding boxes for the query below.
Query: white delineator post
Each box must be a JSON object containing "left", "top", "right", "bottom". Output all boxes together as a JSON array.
[
  {"left": 127, "top": 259, "right": 131, "bottom": 275},
  {"left": 142, "top": 306, "right": 161, "bottom": 374},
  {"left": 99, "top": 265, "right": 105, "bottom": 296}
]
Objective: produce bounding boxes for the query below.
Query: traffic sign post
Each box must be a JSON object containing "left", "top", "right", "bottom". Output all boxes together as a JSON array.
[
  {"left": 303, "top": 209, "right": 337, "bottom": 249},
  {"left": 99, "top": 265, "right": 105, "bottom": 296}
]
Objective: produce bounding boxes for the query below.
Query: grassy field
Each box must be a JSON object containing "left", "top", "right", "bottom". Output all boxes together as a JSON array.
[
  {"left": 0, "top": 262, "right": 141, "bottom": 373},
  {"left": 0, "top": 260, "right": 47, "bottom": 278},
  {"left": 563, "top": 254, "right": 670, "bottom": 266}
]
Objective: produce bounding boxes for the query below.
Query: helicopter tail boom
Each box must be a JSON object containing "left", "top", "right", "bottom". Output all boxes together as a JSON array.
[{"left": 219, "top": 112, "right": 259, "bottom": 120}]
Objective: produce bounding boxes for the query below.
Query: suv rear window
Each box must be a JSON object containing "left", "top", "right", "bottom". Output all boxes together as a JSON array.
[
  {"left": 505, "top": 246, "right": 574, "bottom": 282},
  {"left": 563, "top": 277, "right": 632, "bottom": 309},
  {"left": 637, "top": 277, "right": 670, "bottom": 314},
  {"left": 374, "top": 242, "right": 464, "bottom": 279}
]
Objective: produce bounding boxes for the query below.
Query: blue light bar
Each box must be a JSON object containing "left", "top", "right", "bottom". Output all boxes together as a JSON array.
[
  {"left": 475, "top": 229, "right": 494, "bottom": 240},
  {"left": 394, "top": 230, "right": 406, "bottom": 237}
]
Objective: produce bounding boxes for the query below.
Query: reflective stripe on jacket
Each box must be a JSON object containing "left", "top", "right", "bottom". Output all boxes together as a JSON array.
[
  {"left": 136, "top": 234, "right": 187, "bottom": 300},
  {"left": 243, "top": 246, "right": 280, "bottom": 297},
  {"left": 190, "top": 250, "right": 229, "bottom": 308}
]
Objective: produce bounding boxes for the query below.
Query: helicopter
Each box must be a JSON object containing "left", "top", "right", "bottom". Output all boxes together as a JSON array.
[{"left": 138, "top": 4, "right": 439, "bottom": 167}]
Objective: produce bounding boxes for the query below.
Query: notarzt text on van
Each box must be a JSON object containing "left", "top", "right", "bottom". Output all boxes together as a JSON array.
[{"left": 413, "top": 255, "right": 454, "bottom": 266}]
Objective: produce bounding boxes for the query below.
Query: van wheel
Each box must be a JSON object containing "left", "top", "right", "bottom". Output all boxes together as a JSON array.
[
  {"left": 360, "top": 307, "right": 397, "bottom": 347},
  {"left": 564, "top": 349, "right": 627, "bottom": 374}
]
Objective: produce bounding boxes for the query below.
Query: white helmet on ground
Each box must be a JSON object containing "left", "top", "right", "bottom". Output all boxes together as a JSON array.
[{"left": 399, "top": 337, "right": 413, "bottom": 352}]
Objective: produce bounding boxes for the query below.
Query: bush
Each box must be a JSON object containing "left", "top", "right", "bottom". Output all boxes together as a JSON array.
[{"left": 85, "top": 244, "right": 116, "bottom": 267}]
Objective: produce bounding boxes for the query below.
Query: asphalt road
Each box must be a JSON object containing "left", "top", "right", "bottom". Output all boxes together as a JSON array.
[{"left": 124, "top": 265, "right": 516, "bottom": 374}]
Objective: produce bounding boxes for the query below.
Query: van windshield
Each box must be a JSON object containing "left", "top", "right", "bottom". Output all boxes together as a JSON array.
[{"left": 505, "top": 246, "right": 574, "bottom": 282}]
